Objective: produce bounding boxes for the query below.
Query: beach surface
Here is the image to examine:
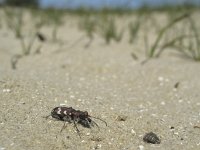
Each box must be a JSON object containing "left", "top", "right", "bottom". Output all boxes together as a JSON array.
[{"left": 0, "top": 10, "right": 200, "bottom": 150}]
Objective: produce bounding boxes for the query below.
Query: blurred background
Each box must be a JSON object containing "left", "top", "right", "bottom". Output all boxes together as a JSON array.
[
  {"left": 0, "top": 0, "right": 200, "bottom": 8},
  {"left": 1, "top": 0, "right": 200, "bottom": 67}
]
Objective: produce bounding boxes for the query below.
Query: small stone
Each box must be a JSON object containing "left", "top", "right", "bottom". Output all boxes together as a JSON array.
[
  {"left": 0, "top": 147, "right": 6, "bottom": 150},
  {"left": 90, "top": 137, "right": 102, "bottom": 142},
  {"left": 174, "top": 82, "right": 180, "bottom": 89},
  {"left": 3, "top": 89, "right": 11, "bottom": 93},
  {"left": 131, "top": 129, "right": 136, "bottom": 135},
  {"left": 174, "top": 132, "right": 179, "bottom": 135},
  {"left": 178, "top": 99, "right": 183, "bottom": 103},
  {"left": 161, "top": 102, "right": 165, "bottom": 105},
  {"left": 81, "top": 140, "right": 85, "bottom": 143},
  {"left": 60, "top": 103, "right": 66, "bottom": 106},
  {"left": 110, "top": 107, "right": 114, "bottom": 110},
  {"left": 115, "top": 115, "right": 127, "bottom": 121},
  {"left": 143, "top": 132, "right": 161, "bottom": 144},
  {"left": 139, "top": 145, "right": 144, "bottom": 150},
  {"left": 97, "top": 144, "right": 102, "bottom": 148},
  {"left": 70, "top": 95, "right": 75, "bottom": 98},
  {"left": 158, "top": 77, "right": 164, "bottom": 81}
]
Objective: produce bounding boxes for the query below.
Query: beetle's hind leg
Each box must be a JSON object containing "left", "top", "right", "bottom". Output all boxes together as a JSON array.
[
  {"left": 60, "top": 122, "right": 67, "bottom": 133},
  {"left": 73, "top": 120, "right": 81, "bottom": 138}
]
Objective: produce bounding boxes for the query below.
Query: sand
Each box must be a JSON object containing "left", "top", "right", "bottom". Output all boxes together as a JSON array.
[{"left": 0, "top": 11, "right": 200, "bottom": 150}]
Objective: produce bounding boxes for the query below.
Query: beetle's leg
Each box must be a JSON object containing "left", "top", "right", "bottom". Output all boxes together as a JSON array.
[
  {"left": 60, "top": 122, "right": 67, "bottom": 133},
  {"left": 63, "top": 116, "right": 72, "bottom": 123},
  {"left": 73, "top": 120, "right": 81, "bottom": 138}
]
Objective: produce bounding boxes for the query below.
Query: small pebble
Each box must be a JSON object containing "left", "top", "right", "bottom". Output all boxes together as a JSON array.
[
  {"left": 143, "top": 132, "right": 161, "bottom": 144},
  {"left": 97, "top": 144, "right": 102, "bottom": 148},
  {"left": 90, "top": 137, "right": 102, "bottom": 142},
  {"left": 3, "top": 89, "right": 11, "bottom": 93},
  {"left": 0, "top": 147, "right": 5, "bottom": 150},
  {"left": 115, "top": 115, "right": 127, "bottom": 121},
  {"left": 174, "top": 82, "right": 180, "bottom": 89},
  {"left": 158, "top": 77, "right": 164, "bottom": 81},
  {"left": 139, "top": 145, "right": 144, "bottom": 150},
  {"left": 131, "top": 129, "right": 136, "bottom": 135},
  {"left": 178, "top": 100, "right": 183, "bottom": 103},
  {"left": 70, "top": 95, "right": 75, "bottom": 98},
  {"left": 165, "top": 78, "right": 169, "bottom": 82},
  {"left": 161, "top": 101, "right": 165, "bottom": 105},
  {"left": 81, "top": 140, "right": 85, "bottom": 143},
  {"left": 60, "top": 103, "right": 66, "bottom": 106},
  {"left": 151, "top": 114, "right": 157, "bottom": 117},
  {"left": 174, "top": 132, "right": 179, "bottom": 135}
]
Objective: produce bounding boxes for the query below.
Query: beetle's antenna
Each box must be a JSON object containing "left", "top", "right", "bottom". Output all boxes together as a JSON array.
[
  {"left": 91, "top": 120, "right": 100, "bottom": 131},
  {"left": 90, "top": 116, "right": 107, "bottom": 126}
]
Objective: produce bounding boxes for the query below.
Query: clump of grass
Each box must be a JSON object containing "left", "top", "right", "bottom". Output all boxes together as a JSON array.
[
  {"left": 11, "top": 33, "right": 42, "bottom": 69},
  {"left": 31, "top": 8, "right": 65, "bottom": 41},
  {"left": 29, "top": 8, "right": 48, "bottom": 31},
  {"left": 78, "top": 15, "right": 97, "bottom": 47},
  {"left": 186, "top": 17, "right": 200, "bottom": 61},
  {"left": 147, "top": 13, "right": 190, "bottom": 58},
  {"left": 161, "top": 16, "right": 200, "bottom": 61},
  {"left": 3, "top": 7, "right": 24, "bottom": 38},
  {"left": 98, "top": 16, "right": 124, "bottom": 44},
  {"left": 2, "top": 7, "right": 45, "bottom": 69},
  {"left": 156, "top": 34, "right": 190, "bottom": 57},
  {"left": 79, "top": 15, "right": 96, "bottom": 39},
  {"left": 43, "top": 9, "right": 65, "bottom": 42},
  {"left": 128, "top": 18, "right": 141, "bottom": 43},
  {"left": 20, "top": 34, "right": 38, "bottom": 55},
  {"left": 0, "top": 13, "right": 2, "bottom": 29}
]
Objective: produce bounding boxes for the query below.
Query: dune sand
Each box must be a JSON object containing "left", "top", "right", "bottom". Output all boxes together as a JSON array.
[{"left": 0, "top": 11, "right": 200, "bottom": 150}]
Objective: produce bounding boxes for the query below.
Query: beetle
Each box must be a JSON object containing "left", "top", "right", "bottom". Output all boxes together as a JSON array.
[{"left": 45, "top": 106, "right": 107, "bottom": 137}]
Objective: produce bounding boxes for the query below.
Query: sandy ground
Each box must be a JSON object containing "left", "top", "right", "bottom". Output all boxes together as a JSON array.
[{"left": 0, "top": 11, "right": 200, "bottom": 150}]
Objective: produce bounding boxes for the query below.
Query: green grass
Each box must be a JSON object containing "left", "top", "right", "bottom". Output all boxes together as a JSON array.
[
  {"left": 128, "top": 18, "right": 140, "bottom": 44},
  {"left": 30, "top": 8, "right": 65, "bottom": 41},
  {"left": 165, "top": 17, "right": 200, "bottom": 61},
  {"left": 98, "top": 16, "right": 124, "bottom": 44},
  {"left": 78, "top": 15, "right": 97, "bottom": 47},
  {"left": 147, "top": 13, "right": 190, "bottom": 58},
  {"left": 1, "top": 5, "right": 200, "bottom": 66},
  {"left": 3, "top": 7, "right": 23, "bottom": 38},
  {"left": 148, "top": 13, "right": 200, "bottom": 61},
  {"left": 43, "top": 9, "right": 65, "bottom": 42}
]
